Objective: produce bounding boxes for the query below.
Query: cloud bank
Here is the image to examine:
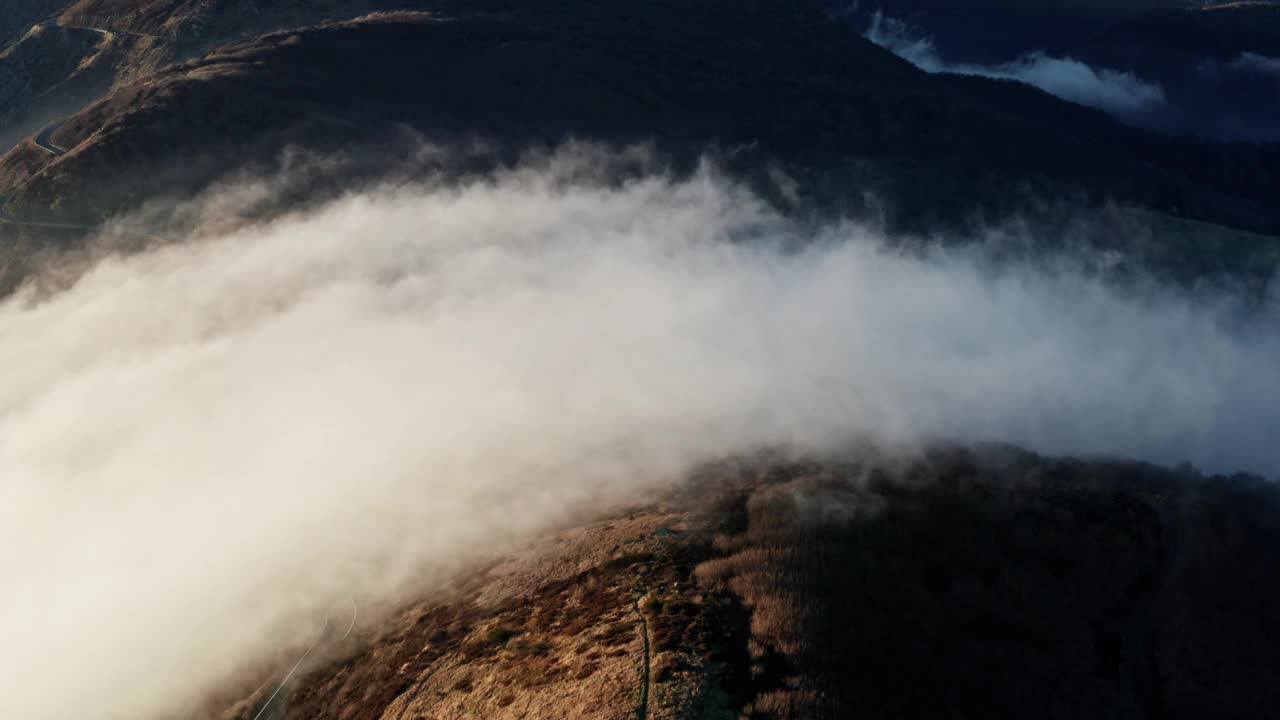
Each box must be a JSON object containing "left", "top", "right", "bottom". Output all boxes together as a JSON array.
[
  {"left": 2, "top": 156, "right": 1278, "bottom": 719},
  {"left": 1229, "top": 51, "right": 1280, "bottom": 75},
  {"left": 865, "top": 12, "right": 1167, "bottom": 116},
  {"left": 1207, "top": 51, "right": 1280, "bottom": 77}
]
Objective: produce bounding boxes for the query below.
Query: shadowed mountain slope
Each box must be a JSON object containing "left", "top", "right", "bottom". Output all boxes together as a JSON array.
[
  {"left": 0, "top": 1, "right": 1277, "bottom": 239},
  {"left": 0, "top": 0, "right": 426, "bottom": 155}
]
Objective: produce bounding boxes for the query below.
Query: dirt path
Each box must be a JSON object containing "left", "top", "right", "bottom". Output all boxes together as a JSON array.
[{"left": 633, "top": 596, "right": 652, "bottom": 720}]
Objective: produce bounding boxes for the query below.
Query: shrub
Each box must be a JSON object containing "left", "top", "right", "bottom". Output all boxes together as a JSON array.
[{"left": 484, "top": 624, "right": 522, "bottom": 644}]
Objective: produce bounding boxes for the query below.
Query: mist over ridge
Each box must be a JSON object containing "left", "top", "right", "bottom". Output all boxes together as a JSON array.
[
  {"left": 1, "top": 151, "right": 1277, "bottom": 718},
  {"left": 2, "top": 0, "right": 1280, "bottom": 716},
  {"left": 863, "top": 11, "right": 1167, "bottom": 116}
]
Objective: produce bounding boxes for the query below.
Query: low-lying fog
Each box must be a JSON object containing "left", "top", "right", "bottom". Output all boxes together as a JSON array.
[
  {"left": 1, "top": 154, "right": 1276, "bottom": 719},
  {"left": 863, "top": 11, "right": 1166, "bottom": 116}
]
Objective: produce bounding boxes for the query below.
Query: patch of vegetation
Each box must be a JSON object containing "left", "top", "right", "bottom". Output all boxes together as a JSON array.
[
  {"left": 508, "top": 636, "right": 552, "bottom": 656},
  {"left": 483, "top": 624, "right": 522, "bottom": 645},
  {"left": 602, "top": 551, "right": 655, "bottom": 570},
  {"left": 594, "top": 620, "right": 634, "bottom": 648}
]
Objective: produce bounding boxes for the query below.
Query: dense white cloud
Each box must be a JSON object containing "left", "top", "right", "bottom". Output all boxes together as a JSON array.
[
  {"left": 0, "top": 156, "right": 1276, "bottom": 719},
  {"left": 865, "top": 12, "right": 1167, "bottom": 115}
]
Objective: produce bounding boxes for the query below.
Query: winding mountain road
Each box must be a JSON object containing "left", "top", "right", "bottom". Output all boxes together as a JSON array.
[
  {"left": 1, "top": 121, "right": 163, "bottom": 240},
  {"left": 0, "top": 119, "right": 94, "bottom": 230},
  {"left": 252, "top": 598, "right": 359, "bottom": 720},
  {"left": 2, "top": 17, "right": 157, "bottom": 228},
  {"left": 34, "top": 119, "right": 68, "bottom": 156},
  {"left": 3, "top": 11, "right": 177, "bottom": 234}
]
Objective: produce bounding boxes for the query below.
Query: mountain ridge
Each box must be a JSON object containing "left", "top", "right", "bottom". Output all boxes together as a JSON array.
[
  {"left": 207, "top": 448, "right": 1280, "bottom": 720},
  {"left": 1, "top": 2, "right": 1278, "bottom": 241}
]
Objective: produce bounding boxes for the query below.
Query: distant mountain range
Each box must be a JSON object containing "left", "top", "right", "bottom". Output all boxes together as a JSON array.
[
  {"left": 1, "top": 2, "right": 1277, "bottom": 257},
  {"left": 839, "top": 0, "right": 1280, "bottom": 140}
]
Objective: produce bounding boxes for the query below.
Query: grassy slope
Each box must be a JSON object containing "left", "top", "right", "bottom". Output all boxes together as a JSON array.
[
  {"left": 56, "top": 0, "right": 426, "bottom": 40},
  {"left": 0, "top": 0, "right": 67, "bottom": 51},
  {"left": 215, "top": 449, "right": 1280, "bottom": 720},
  {"left": 217, "top": 510, "right": 747, "bottom": 720},
  {"left": 1, "top": 1, "right": 430, "bottom": 155}
]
